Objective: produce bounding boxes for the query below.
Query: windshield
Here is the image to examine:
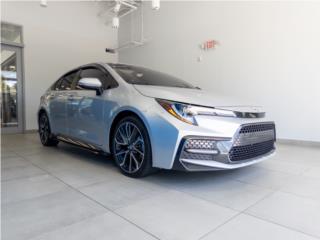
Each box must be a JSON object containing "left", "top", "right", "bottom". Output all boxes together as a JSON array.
[{"left": 109, "top": 64, "right": 196, "bottom": 89}]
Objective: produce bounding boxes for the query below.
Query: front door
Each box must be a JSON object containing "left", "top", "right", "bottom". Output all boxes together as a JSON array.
[
  {"left": 1, "top": 44, "right": 24, "bottom": 133},
  {"left": 67, "top": 89, "right": 104, "bottom": 146},
  {"left": 67, "top": 66, "right": 118, "bottom": 147},
  {"left": 67, "top": 68, "right": 105, "bottom": 146}
]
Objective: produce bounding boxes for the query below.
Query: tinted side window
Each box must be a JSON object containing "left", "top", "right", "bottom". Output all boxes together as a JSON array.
[
  {"left": 51, "top": 79, "right": 62, "bottom": 90},
  {"left": 59, "top": 72, "right": 77, "bottom": 90},
  {"left": 78, "top": 68, "right": 117, "bottom": 90},
  {"left": 110, "top": 64, "right": 195, "bottom": 89}
]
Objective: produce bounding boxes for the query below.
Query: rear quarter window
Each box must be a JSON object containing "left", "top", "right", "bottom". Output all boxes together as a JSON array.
[{"left": 51, "top": 79, "right": 62, "bottom": 91}]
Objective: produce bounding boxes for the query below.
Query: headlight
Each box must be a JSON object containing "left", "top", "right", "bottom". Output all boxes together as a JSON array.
[{"left": 156, "top": 99, "right": 237, "bottom": 126}]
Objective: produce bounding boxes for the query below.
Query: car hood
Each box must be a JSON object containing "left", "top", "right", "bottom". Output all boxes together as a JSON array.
[{"left": 133, "top": 85, "right": 264, "bottom": 113}]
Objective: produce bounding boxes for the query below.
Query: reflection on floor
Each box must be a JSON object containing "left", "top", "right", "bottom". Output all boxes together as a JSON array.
[{"left": 2, "top": 133, "right": 320, "bottom": 240}]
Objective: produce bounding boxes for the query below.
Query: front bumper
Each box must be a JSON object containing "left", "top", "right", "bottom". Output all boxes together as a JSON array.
[
  {"left": 145, "top": 99, "right": 276, "bottom": 170},
  {"left": 172, "top": 122, "right": 276, "bottom": 171},
  {"left": 175, "top": 148, "right": 275, "bottom": 171}
]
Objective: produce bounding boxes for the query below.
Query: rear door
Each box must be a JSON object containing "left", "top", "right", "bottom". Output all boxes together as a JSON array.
[{"left": 49, "top": 71, "right": 77, "bottom": 135}]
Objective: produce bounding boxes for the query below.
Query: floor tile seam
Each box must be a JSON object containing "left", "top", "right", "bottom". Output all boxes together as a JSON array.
[{"left": 17, "top": 152, "right": 161, "bottom": 240}]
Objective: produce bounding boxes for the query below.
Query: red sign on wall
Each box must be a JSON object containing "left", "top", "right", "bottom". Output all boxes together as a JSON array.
[{"left": 200, "top": 40, "right": 219, "bottom": 50}]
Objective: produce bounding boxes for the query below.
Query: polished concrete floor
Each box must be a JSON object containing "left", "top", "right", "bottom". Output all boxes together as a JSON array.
[{"left": 2, "top": 133, "right": 320, "bottom": 240}]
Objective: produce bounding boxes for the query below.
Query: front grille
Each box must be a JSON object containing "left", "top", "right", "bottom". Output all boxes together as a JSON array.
[{"left": 229, "top": 123, "right": 275, "bottom": 162}]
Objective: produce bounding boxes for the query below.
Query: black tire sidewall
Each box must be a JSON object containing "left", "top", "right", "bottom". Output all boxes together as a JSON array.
[{"left": 39, "top": 112, "right": 58, "bottom": 146}]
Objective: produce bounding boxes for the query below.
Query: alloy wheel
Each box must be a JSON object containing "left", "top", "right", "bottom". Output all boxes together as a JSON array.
[
  {"left": 39, "top": 115, "right": 50, "bottom": 144},
  {"left": 114, "top": 121, "right": 145, "bottom": 173}
]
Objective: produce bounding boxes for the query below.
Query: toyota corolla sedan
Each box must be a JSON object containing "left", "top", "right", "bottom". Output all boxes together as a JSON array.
[{"left": 38, "top": 63, "right": 276, "bottom": 177}]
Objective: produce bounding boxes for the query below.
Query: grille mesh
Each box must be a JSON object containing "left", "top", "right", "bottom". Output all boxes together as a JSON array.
[
  {"left": 184, "top": 139, "right": 215, "bottom": 150},
  {"left": 181, "top": 139, "right": 216, "bottom": 160},
  {"left": 239, "top": 123, "right": 275, "bottom": 134},
  {"left": 229, "top": 140, "right": 274, "bottom": 162},
  {"left": 229, "top": 123, "right": 275, "bottom": 162},
  {"left": 181, "top": 152, "right": 214, "bottom": 160}
]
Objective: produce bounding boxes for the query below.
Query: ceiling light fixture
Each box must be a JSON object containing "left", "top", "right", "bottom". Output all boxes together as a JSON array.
[
  {"left": 113, "top": 1, "right": 121, "bottom": 13},
  {"left": 112, "top": 16, "right": 119, "bottom": 28},
  {"left": 40, "top": 0, "right": 47, "bottom": 7},
  {"left": 151, "top": 0, "right": 160, "bottom": 10}
]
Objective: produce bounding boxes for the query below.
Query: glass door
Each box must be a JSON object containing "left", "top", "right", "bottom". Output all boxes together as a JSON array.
[{"left": 1, "top": 44, "right": 24, "bottom": 133}]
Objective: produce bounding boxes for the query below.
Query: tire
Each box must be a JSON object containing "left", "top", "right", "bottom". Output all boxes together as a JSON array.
[
  {"left": 38, "top": 112, "right": 59, "bottom": 147},
  {"left": 111, "top": 116, "right": 156, "bottom": 178}
]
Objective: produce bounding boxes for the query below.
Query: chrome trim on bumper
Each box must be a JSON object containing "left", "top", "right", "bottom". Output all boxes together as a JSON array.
[
  {"left": 180, "top": 150, "right": 275, "bottom": 171},
  {"left": 185, "top": 149, "right": 219, "bottom": 154}
]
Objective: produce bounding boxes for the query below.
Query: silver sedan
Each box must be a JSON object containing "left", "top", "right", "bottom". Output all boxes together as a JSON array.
[{"left": 38, "top": 63, "right": 276, "bottom": 177}]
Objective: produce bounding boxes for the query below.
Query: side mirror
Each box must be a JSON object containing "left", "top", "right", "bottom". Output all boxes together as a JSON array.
[{"left": 78, "top": 78, "right": 103, "bottom": 95}]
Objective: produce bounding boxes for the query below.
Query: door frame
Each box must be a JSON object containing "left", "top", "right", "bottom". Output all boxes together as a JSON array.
[{"left": 1, "top": 43, "right": 25, "bottom": 134}]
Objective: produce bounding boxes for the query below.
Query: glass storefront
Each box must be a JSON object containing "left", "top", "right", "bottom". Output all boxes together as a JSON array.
[
  {"left": 1, "top": 22, "right": 24, "bottom": 133},
  {"left": 1, "top": 49, "right": 18, "bottom": 127}
]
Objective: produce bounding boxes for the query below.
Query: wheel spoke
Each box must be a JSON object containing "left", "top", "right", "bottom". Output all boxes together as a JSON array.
[
  {"left": 119, "top": 151, "right": 129, "bottom": 167},
  {"left": 130, "top": 152, "right": 140, "bottom": 169},
  {"left": 115, "top": 136, "right": 126, "bottom": 146},
  {"left": 129, "top": 154, "right": 133, "bottom": 172},
  {"left": 125, "top": 123, "right": 129, "bottom": 137},
  {"left": 132, "top": 137, "right": 143, "bottom": 147},
  {"left": 119, "top": 126, "right": 128, "bottom": 144},
  {"left": 115, "top": 150, "right": 128, "bottom": 156},
  {"left": 129, "top": 127, "right": 138, "bottom": 143},
  {"left": 133, "top": 146, "right": 144, "bottom": 157},
  {"left": 125, "top": 122, "right": 132, "bottom": 139}
]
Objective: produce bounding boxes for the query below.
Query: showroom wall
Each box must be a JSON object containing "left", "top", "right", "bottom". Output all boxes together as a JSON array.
[
  {"left": 119, "top": 1, "right": 320, "bottom": 142},
  {"left": 1, "top": 1, "right": 118, "bottom": 130}
]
